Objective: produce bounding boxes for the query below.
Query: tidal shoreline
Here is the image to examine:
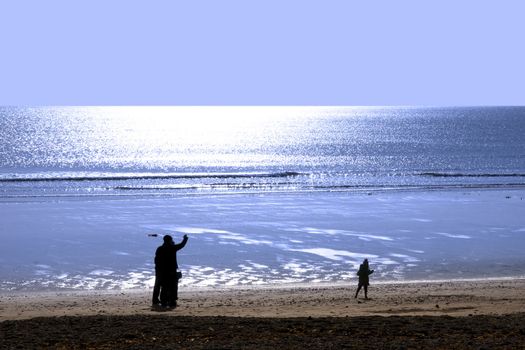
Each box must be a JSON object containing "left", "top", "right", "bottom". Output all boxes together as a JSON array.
[{"left": 2, "top": 188, "right": 525, "bottom": 290}]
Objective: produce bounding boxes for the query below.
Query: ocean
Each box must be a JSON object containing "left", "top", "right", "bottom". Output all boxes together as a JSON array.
[{"left": 1, "top": 106, "right": 524, "bottom": 291}]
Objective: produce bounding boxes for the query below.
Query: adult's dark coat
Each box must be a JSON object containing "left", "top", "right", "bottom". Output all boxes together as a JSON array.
[{"left": 154, "top": 235, "right": 188, "bottom": 306}]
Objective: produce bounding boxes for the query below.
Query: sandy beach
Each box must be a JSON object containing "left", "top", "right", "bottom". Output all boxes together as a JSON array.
[{"left": 2, "top": 278, "right": 525, "bottom": 348}]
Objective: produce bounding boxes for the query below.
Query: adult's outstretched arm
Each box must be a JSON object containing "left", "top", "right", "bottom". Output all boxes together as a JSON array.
[{"left": 174, "top": 234, "right": 188, "bottom": 250}]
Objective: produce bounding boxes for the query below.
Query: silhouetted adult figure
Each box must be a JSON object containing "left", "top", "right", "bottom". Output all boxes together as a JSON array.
[
  {"left": 153, "top": 234, "right": 188, "bottom": 308},
  {"left": 355, "top": 259, "right": 374, "bottom": 299}
]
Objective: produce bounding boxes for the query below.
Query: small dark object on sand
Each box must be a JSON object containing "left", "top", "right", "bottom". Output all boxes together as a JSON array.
[{"left": 148, "top": 233, "right": 159, "bottom": 237}]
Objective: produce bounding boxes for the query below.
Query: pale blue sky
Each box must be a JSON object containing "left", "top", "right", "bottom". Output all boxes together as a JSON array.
[{"left": 1, "top": 1, "right": 524, "bottom": 106}]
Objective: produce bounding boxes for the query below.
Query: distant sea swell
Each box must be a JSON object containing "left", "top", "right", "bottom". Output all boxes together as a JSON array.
[{"left": 1, "top": 106, "right": 525, "bottom": 198}]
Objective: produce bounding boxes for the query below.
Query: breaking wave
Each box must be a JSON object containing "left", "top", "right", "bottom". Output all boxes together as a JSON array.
[
  {"left": 420, "top": 172, "right": 525, "bottom": 178},
  {"left": 0, "top": 171, "right": 305, "bottom": 183}
]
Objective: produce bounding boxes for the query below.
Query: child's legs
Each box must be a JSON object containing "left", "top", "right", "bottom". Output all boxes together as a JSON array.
[{"left": 355, "top": 283, "right": 363, "bottom": 297}]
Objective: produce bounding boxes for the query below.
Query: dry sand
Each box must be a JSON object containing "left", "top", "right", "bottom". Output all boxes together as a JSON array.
[
  {"left": 2, "top": 278, "right": 525, "bottom": 320},
  {"left": 1, "top": 278, "right": 525, "bottom": 349}
]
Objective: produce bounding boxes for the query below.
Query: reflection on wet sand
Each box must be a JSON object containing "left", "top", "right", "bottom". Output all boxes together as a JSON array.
[{"left": 1, "top": 190, "right": 524, "bottom": 291}]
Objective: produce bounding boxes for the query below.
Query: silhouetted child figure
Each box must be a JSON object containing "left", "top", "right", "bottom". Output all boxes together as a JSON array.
[{"left": 355, "top": 259, "right": 374, "bottom": 299}]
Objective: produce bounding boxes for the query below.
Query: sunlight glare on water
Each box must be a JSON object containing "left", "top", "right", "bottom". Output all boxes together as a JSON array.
[
  {"left": 95, "top": 106, "right": 327, "bottom": 169},
  {"left": 4, "top": 106, "right": 362, "bottom": 171},
  {"left": 2, "top": 105, "right": 524, "bottom": 182}
]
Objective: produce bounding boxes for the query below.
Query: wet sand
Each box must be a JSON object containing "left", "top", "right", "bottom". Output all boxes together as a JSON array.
[{"left": 2, "top": 278, "right": 525, "bottom": 348}]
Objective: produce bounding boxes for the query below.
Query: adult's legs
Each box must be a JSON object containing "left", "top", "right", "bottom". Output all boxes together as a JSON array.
[
  {"left": 364, "top": 285, "right": 368, "bottom": 299},
  {"left": 159, "top": 275, "right": 172, "bottom": 307},
  {"left": 152, "top": 276, "right": 161, "bottom": 305},
  {"left": 168, "top": 276, "right": 179, "bottom": 308}
]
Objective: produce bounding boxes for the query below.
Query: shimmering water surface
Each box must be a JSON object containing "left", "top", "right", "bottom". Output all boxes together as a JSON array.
[
  {"left": 1, "top": 106, "right": 524, "bottom": 291},
  {"left": 2, "top": 106, "right": 525, "bottom": 197}
]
